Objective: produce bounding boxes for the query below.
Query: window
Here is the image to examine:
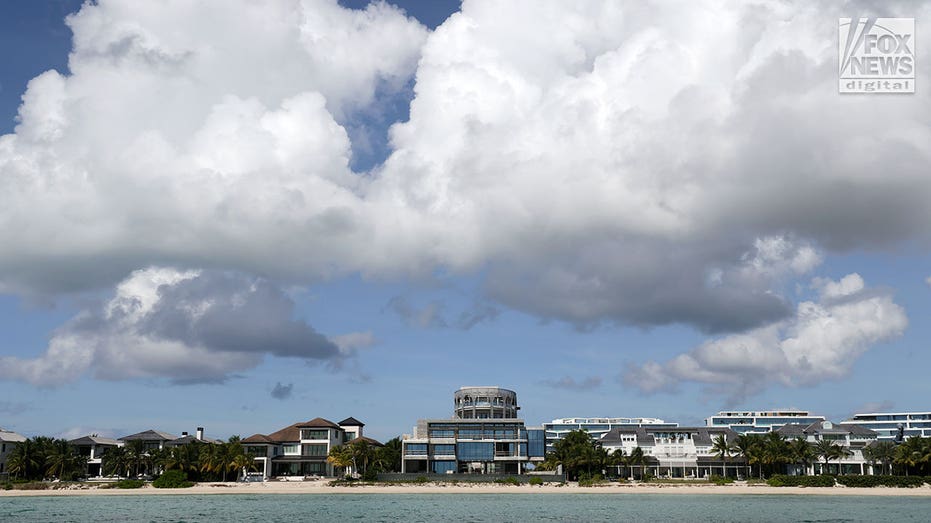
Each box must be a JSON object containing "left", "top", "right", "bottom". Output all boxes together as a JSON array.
[
  {"left": 283, "top": 444, "right": 300, "bottom": 455},
  {"left": 431, "top": 444, "right": 456, "bottom": 456},
  {"left": 431, "top": 461, "right": 456, "bottom": 474},
  {"left": 301, "top": 429, "right": 329, "bottom": 440},
  {"left": 302, "top": 444, "right": 328, "bottom": 457},
  {"left": 406, "top": 443, "right": 428, "bottom": 456},
  {"left": 457, "top": 442, "right": 494, "bottom": 461}
]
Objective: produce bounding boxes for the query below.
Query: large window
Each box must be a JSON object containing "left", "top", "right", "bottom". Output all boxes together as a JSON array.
[
  {"left": 301, "top": 429, "right": 329, "bottom": 440},
  {"left": 283, "top": 444, "right": 300, "bottom": 455},
  {"left": 431, "top": 461, "right": 457, "bottom": 474},
  {"left": 527, "top": 429, "right": 545, "bottom": 458},
  {"left": 302, "top": 444, "right": 328, "bottom": 456},
  {"left": 457, "top": 442, "right": 494, "bottom": 461},
  {"left": 406, "top": 443, "right": 428, "bottom": 456},
  {"left": 431, "top": 444, "right": 456, "bottom": 456}
]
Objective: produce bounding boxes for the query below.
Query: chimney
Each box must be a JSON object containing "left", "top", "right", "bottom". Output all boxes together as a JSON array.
[
  {"left": 196, "top": 427, "right": 204, "bottom": 440},
  {"left": 182, "top": 432, "right": 188, "bottom": 437}
]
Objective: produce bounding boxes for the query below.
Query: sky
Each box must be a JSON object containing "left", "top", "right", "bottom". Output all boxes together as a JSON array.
[{"left": 0, "top": 0, "right": 929, "bottom": 444}]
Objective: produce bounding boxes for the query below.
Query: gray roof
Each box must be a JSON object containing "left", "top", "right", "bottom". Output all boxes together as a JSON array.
[
  {"left": 600, "top": 426, "right": 737, "bottom": 447},
  {"left": 119, "top": 429, "right": 178, "bottom": 441},
  {"left": 165, "top": 434, "right": 221, "bottom": 446},
  {"left": 69, "top": 435, "right": 121, "bottom": 446},
  {"left": 0, "top": 429, "right": 27, "bottom": 443},
  {"left": 776, "top": 423, "right": 808, "bottom": 438},
  {"left": 776, "top": 421, "right": 878, "bottom": 438}
]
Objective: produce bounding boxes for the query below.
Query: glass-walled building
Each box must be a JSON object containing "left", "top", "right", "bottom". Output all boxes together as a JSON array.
[
  {"left": 401, "top": 419, "right": 545, "bottom": 474},
  {"left": 704, "top": 410, "right": 825, "bottom": 434},
  {"left": 842, "top": 411, "right": 931, "bottom": 440}
]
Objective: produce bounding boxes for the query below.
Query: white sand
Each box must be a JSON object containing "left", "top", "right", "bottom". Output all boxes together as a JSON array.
[{"left": 2, "top": 480, "right": 930, "bottom": 497}]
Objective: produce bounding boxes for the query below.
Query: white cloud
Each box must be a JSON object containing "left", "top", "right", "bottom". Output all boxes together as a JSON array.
[
  {"left": 0, "top": 267, "right": 352, "bottom": 386},
  {"left": 623, "top": 274, "right": 908, "bottom": 403},
  {"left": 1, "top": 0, "right": 930, "bottom": 337}
]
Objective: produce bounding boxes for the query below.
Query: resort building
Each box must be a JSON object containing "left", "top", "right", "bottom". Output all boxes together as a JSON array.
[
  {"left": 598, "top": 426, "right": 741, "bottom": 479},
  {"left": 544, "top": 417, "right": 678, "bottom": 453},
  {"left": 454, "top": 386, "right": 519, "bottom": 419},
  {"left": 401, "top": 386, "right": 545, "bottom": 474},
  {"left": 704, "top": 410, "right": 826, "bottom": 434},
  {"left": 242, "top": 417, "right": 370, "bottom": 479},
  {"left": 842, "top": 411, "right": 931, "bottom": 440},
  {"left": 69, "top": 435, "right": 122, "bottom": 478},
  {"left": 0, "top": 427, "right": 27, "bottom": 478},
  {"left": 776, "top": 420, "right": 878, "bottom": 475}
]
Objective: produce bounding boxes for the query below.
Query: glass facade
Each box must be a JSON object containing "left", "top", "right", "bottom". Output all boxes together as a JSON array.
[
  {"left": 406, "top": 443, "right": 427, "bottom": 455},
  {"left": 431, "top": 444, "right": 456, "bottom": 456},
  {"left": 527, "top": 429, "right": 545, "bottom": 457},
  {"left": 302, "top": 444, "right": 328, "bottom": 456},
  {"left": 431, "top": 461, "right": 457, "bottom": 474},
  {"left": 301, "top": 429, "right": 329, "bottom": 440},
  {"left": 457, "top": 442, "right": 495, "bottom": 461}
]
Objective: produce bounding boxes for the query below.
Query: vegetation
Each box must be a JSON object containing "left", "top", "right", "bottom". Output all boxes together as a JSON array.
[
  {"left": 5, "top": 436, "right": 88, "bottom": 481},
  {"left": 538, "top": 429, "right": 613, "bottom": 481},
  {"left": 835, "top": 475, "right": 926, "bottom": 488},
  {"left": 708, "top": 474, "right": 734, "bottom": 485},
  {"left": 101, "top": 436, "right": 254, "bottom": 482},
  {"left": 152, "top": 470, "right": 194, "bottom": 488},
  {"left": 326, "top": 436, "right": 403, "bottom": 479},
  {"left": 494, "top": 476, "right": 521, "bottom": 486},
  {"left": 767, "top": 474, "right": 836, "bottom": 487},
  {"left": 114, "top": 479, "right": 145, "bottom": 489},
  {"left": 528, "top": 476, "right": 544, "bottom": 486}
]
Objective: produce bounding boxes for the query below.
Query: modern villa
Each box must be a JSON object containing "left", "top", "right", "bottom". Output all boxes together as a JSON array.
[{"left": 69, "top": 435, "right": 122, "bottom": 478}]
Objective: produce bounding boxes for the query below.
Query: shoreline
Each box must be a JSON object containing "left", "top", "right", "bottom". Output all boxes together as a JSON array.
[{"left": 3, "top": 480, "right": 931, "bottom": 497}]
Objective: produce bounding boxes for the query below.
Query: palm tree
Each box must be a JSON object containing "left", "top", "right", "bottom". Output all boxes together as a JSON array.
[
  {"left": 733, "top": 434, "right": 757, "bottom": 480},
  {"left": 760, "top": 432, "right": 790, "bottom": 477},
  {"left": 327, "top": 445, "right": 353, "bottom": 477},
  {"left": 6, "top": 439, "right": 40, "bottom": 480},
  {"left": 814, "top": 440, "right": 844, "bottom": 475},
  {"left": 608, "top": 448, "right": 627, "bottom": 479},
  {"left": 102, "top": 446, "right": 131, "bottom": 477},
  {"left": 628, "top": 447, "right": 645, "bottom": 481},
  {"left": 864, "top": 441, "right": 895, "bottom": 475},
  {"left": 374, "top": 437, "right": 402, "bottom": 473},
  {"left": 45, "top": 439, "right": 79, "bottom": 480},
  {"left": 789, "top": 438, "right": 815, "bottom": 476},
  {"left": 124, "top": 440, "right": 147, "bottom": 477},
  {"left": 711, "top": 435, "right": 733, "bottom": 478}
]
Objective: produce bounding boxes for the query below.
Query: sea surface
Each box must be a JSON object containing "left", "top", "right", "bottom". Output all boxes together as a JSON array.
[{"left": 3, "top": 493, "right": 931, "bottom": 522}]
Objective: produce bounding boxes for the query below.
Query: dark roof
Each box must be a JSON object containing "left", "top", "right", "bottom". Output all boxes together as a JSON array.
[
  {"left": 165, "top": 434, "right": 221, "bottom": 446},
  {"left": 256, "top": 417, "right": 341, "bottom": 443},
  {"left": 347, "top": 436, "right": 382, "bottom": 447},
  {"left": 840, "top": 423, "right": 879, "bottom": 437},
  {"left": 776, "top": 424, "right": 808, "bottom": 437},
  {"left": 338, "top": 417, "right": 365, "bottom": 427},
  {"left": 777, "top": 421, "right": 878, "bottom": 438},
  {"left": 119, "top": 429, "right": 177, "bottom": 441},
  {"left": 297, "top": 417, "right": 340, "bottom": 429},
  {"left": 600, "top": 426, "right": 737, "bottom": 447},
  {"left": 69, "top": 435, "right": 121, "bottom": 446},
  {"left": 242, "top": 434, "right": 273, "bottom": 444}
]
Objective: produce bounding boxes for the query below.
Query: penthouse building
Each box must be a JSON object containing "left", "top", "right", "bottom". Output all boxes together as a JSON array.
[
  {"left": 842, "top": 411, "right": 931, "bottom": 440},
  {"left": 705, "top": 410, "right": 825, "bottom": 434},
  {"left": 544, "top": 417, "right": 678, "bottom": 453},
  {"left": 454, "top": 386, "right": 519, "bottom": 419}
]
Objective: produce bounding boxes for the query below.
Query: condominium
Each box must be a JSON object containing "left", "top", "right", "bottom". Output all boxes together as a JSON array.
[
  {"left": 544, "top": 417, "right": 678, "bottom": 453},
  {"left": 401, "top": 386, "right": 545, "bottom": 474},
  {"left": 705, "top": 410, "right": 826, "bottom": 434},
  {"left": 842, "top": 411, "right": 931, "bottom": 440}
]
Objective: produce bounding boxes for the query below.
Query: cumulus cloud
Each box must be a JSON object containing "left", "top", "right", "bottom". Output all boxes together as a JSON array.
[
  {"left": 270, "top": 382, "right": 294, "bottom": 400},
  {"left": 0, "top": 267, "right": 351, "bottom": 386},
  {"left": 1, "top": 0, "right": 930, "bottom": 337},
  {"left": 623, "top": 274, "right": 908, "bottom": 403},
  {"left": 541, "top": 376, "right": 603, "bottom": 391}
]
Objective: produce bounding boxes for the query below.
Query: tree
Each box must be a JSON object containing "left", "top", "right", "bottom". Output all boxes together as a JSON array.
[
  {"left": 124, "top": 440, "right": 148, "bottom": 477},
  {"left": 711, "top": 435, "right": 734, "bottom": 477},
  {"left": 789, "top": 438, "right": 815, "bottom": 476},
  {"left": 864, "top": 441, "right": 895, "bottom": 475},
  {"left": 374, "top": 437, "right": 402, "bottom": 473},
  {"left": 45, "top": 438, "right": 85, "bottom": 480},
  {"left": 607, "top": 448, "right": 627, "bottom": 479},
  {"left": 733, "top": 434, "right": 758, "bottom": 480},
  {"left": 327, "top": 445, "right": 353, "bottom": 477},
  {"left": 547, "top": 429, "right": 600, "bottom": 481},
  {"left": 102, "top": 446, "right": 131, "bottom": 478},
  {"left": 814, "top": 439, "right": 842, "bottom": 475},
  {"left": 628, "top": 447, "right": 646, "bottom": 481}
]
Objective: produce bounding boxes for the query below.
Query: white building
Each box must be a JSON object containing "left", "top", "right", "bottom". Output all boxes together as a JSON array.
[
  {"left": 69, "top": 435, "right": 122, "bottom": 478},
  {"left": 0, "top": 428, "right": 27, "bottom": 478},
  {"left": 544, "top": 417, "right": 678, "bottom": 453},
  {"left": 842, "top": 411, "right": 931, "bottom": 440},
  {"left": 776, "top": 421, "right": 878, "bottom": 475},
  {"left": 599, "top": 426, "right": 740, "bottom": 479},
  {"left": 705, "top": 410, "right": 826, "bottom": 434}
]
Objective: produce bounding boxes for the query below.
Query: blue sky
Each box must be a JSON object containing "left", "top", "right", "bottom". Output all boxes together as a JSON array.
[{"left": 0, "top": 0, "right": 929, "bottom": 443}]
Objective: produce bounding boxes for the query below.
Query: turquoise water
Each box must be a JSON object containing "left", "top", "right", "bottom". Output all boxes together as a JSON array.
[{"left": 3, "top": 493, "right": 931, "bottom": 522}]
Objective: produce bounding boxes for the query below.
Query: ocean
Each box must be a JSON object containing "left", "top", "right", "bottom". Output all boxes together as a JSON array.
[{"left": 3, "top": 493, "right": 931, "bottom": 522}]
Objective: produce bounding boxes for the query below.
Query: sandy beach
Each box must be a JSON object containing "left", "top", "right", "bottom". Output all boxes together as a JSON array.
[{"left": 3, "top": 480, "right": 931, "bottom": 497}]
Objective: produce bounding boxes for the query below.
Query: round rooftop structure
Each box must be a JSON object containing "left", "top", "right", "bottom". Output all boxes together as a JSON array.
[{"left": 454, "top": 386, "right": 519, "bottom": 419}]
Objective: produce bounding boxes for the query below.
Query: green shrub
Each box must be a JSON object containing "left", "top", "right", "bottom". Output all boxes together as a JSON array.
[
  {"left": 767, "top": 475, "right": 835, "bottom": 487},
  {"left": 641, "top": 472, "right": 655, "bottom": 482},
  {"left": 414, "top": 475, "right": 429, "bottom": 484},
  {"left": 362, "top": 468, "right": 378, "bottom": 482},
  {"left": 1, "top": 482, "right": 12, "bottom": 490},
  {"left": 115, "top": 479, "right": 145, "bottom": 489},
  {"left": 494, "top": 476, "right": 521, "bottom": 486},
  {"left": 836, "top": 475, "right": 925, "bottom": 488},
  {"left": 709, "top": 474, "right": 734, "bottom": 485},
  {"left": 12, "top": 482, "right": 49, "bottom": 491},
  {"left": 152, "top": 470, "right": 194, "bottom": 489},
  {"left": 579, "top": 474, "right": 606, "bottom": 487},
  {"left": 528, "top": 477, "right": 543, "bottom": 486}
]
